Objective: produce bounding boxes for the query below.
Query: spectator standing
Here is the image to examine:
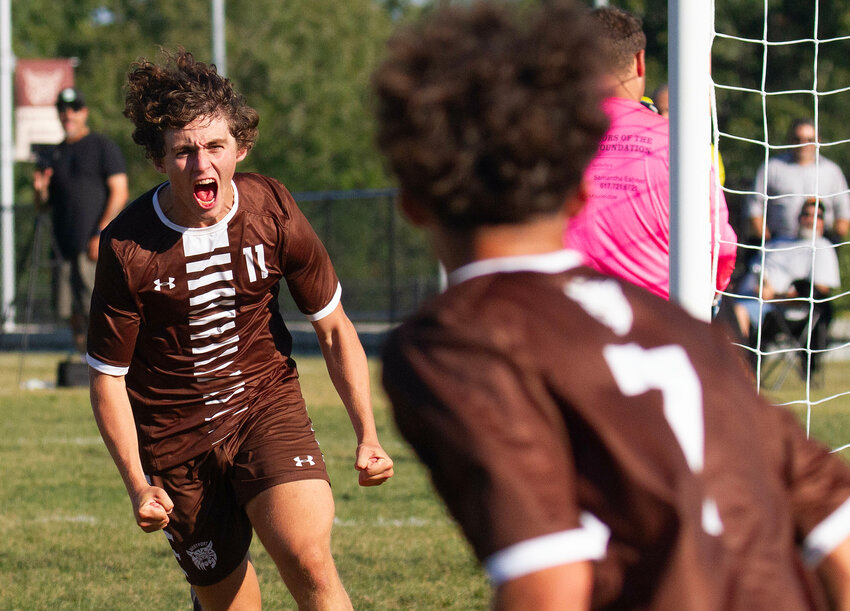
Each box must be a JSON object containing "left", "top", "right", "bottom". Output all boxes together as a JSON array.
[
  {"left": 87, "top": 51, "right": 393, "bottom": 609},
  {"left": 564, "top": 8, "right": 737, "bottom": 301},
  {"left": 748, "top": 118, "right": 850, "bottom": 242},
  {"left": 374, "top": 2, "right": 850, "bottom": 608},
  {"left": 33, "top": 87, "right": 128, "bottom": 353}
]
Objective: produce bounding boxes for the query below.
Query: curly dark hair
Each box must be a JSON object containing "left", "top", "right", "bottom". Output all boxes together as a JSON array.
[
  {"left": 590, "top": 7, "right": 646, "bottom": 76},
  {"left": 371, "top": 0, "right": 609, "bottom": 229},
  {"left": 124, "top": 49, "right": 259, "bottom": 162}
]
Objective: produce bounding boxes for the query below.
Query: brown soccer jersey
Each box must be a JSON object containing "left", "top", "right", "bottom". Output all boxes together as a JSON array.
[
  {"left": 87, "top": 173, "right": 340, "bottom": 472},
  {"left": 382, "top": 250, "right": 850, "bottom": 609}
]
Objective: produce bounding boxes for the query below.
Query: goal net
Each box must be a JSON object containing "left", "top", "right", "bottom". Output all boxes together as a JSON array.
[{"left": 710, "top": 0, "right": 850, "bottom": 452}]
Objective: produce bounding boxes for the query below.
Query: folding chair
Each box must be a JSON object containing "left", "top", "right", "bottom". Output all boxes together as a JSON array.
[{"left": 756, "top": 289, "right": 832, "bottom": 390}]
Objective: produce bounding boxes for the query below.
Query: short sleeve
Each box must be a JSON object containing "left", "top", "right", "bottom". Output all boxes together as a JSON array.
[
  {"left": 770, "top": 406, "right": 850, "bottom": 565},
  {"left": 100, "top": 136, "right": 126, "bottom": 178},
  {"left": 86, "top": 234, "right": 140, "bottom": 372},
  {"left": 747, "top": 163, "right": 768, "bottom": 220},
  {"left": 382, "top": 324, "right": 607, "bottom": 574},
  {"left": 279, "top": 194, "right": 340, "bottom": 320},
  {"left": 829, "top": 165, "right": 850, "bottom": 222},
  {"left": 813, "top": 245, "right": 841, "bottom": 289}
]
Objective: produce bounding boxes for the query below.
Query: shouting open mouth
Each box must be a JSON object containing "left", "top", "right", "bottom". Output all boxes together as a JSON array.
[{"left": 194, "top": 178, "right": 218, "bottom": 209}]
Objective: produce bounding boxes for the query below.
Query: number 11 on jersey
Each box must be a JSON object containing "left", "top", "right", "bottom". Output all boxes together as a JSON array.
[{"left": 242, "top": 244, "right": 269, "bottom": 282}]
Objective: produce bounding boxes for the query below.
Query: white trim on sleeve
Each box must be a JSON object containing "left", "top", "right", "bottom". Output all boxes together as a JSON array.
[
  {"left": 801, "top": 496, "right": 850, "bottom": 568},
  {"left": 484, "top": 512, "right": 610, "bottom": 586},
  {"left": 85, "top": 353, "right": 130, "bottom": 376},
  {"left": 305, "top": 282, "right": 342, "bottom": 322}
]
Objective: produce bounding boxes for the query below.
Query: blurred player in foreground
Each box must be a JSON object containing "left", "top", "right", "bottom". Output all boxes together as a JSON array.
[
  {"left": 374, "top": 2, "right": 850, "bottom": 608},
  {"left": 87, "top": 50, "right": 393, "bottom": 609}
]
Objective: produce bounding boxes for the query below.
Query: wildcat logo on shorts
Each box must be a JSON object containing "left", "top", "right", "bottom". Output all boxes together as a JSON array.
[
  {"left": 293, "top": 455, "right": 315, "bottom": 467},
  {"left": 186, "top": 540, "right": 218, "bottom": 571}
]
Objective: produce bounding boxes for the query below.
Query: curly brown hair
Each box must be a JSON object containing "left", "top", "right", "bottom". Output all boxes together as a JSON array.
[
  {"left": 371, "top": 0, "right": 609, "bottom": 229},
  {"left": 124, "top": 49, "right": 259, "bottom": 162}
]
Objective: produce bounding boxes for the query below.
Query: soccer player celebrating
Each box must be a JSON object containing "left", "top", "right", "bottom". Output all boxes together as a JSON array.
[
  {"left": 374, "top": 2, "right": 850, "bottom": 609},
  {"left": 87, "top": 50, "right": 393, "bottom": 609}
]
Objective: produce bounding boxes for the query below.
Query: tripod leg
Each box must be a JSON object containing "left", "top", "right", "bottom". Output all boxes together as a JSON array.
[{"left": 16, "top": 213, "right": 48, "bottom": 387}]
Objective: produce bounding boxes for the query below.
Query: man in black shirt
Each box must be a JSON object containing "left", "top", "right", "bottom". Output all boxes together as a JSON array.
[{"left": 33, "top": 87, "right": 128, "bottom": 353}]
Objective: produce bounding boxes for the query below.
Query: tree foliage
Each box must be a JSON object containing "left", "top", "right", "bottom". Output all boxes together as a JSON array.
[
  {"left": 13, "top": 1, "right": 850, "bottom": 206},
  {"left": 612, "top": 0, "right": 850, "bottom": 201},
  {"left": 12, "top": 0, "right": 403, "bottom": 198}
]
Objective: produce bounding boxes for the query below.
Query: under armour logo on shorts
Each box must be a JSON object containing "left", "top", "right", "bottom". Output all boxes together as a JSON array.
[{"left": 293, "top": 455, "right": 315, "bottom": 467}]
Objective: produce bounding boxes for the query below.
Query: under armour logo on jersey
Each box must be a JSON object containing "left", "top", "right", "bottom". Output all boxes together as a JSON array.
[
  {"left": 154, "top": 277, "right": 176, "bottom": 291},
  {"left": 293, "top": 455, "right": 315, "bottom": 467}
]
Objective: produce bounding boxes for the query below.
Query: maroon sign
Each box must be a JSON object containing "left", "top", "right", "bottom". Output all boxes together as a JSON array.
[{"left": 15, "top": 58, "right": 75, "bottom": 107}]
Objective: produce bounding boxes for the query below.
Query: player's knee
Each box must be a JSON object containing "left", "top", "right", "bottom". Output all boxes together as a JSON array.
[{"left": 281, "top": 542, "right": 339, "bottom": 591}]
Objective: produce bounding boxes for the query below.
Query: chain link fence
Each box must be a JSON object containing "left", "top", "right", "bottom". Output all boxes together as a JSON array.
[
  {"left": 4, "top": 189, "right": 441, "bottom": 338},
  {"left": 281, "top": 189, "right": 441, "bottom": 323}
]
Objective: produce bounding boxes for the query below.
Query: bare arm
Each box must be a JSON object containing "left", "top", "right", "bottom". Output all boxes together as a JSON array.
[
  {"left": 33, "top": 167, "right": 53, "bottom": 211},
  {"left": 312, "top": 303, "right": 394, "bottom": 486},
  {"left": 88, "top": 173, "right": 128, "bottom": 261},
  {"left": 89, "top": 368, "right": 173, "bottom": 531},
  {"left": 818, "top": 536, "right": 850, "bottom": 610},
  {"left": 494, "top": 562, "right": 593, "bottom": 611},
  {"left": 832, "top": 218, "right": 849, "bottom": 241},
  {"left": 750, "top": 214, "right": 770, "bottom": 242},
  {"left": 761, "top": 278, "right": 776, "bottom": 301}
]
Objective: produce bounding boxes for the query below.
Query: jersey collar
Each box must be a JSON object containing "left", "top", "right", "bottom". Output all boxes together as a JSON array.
[
  {"left": 153, "top": 179, "right": 240, "bottom": 233},
  {"left": 448, "top": 249, "right": 584, "bottom": 287}
]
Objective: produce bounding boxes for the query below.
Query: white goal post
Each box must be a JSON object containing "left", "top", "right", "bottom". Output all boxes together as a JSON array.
[{"left": 669, "top": 0, "right": 713, "bottom": 321}]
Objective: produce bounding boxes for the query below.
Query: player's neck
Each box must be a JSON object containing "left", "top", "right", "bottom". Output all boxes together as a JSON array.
[
  {"left": 433, "top": 213, "right": 568, "bottom": 273},
  {"left": 601, "top": 64, "right": 645, "bottom": 102}
]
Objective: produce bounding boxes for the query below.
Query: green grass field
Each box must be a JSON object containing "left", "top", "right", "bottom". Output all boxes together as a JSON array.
[
  {"left": 0, "top": 352, "right": 487, "bottom": 610},
  {"left": 1, "top": 351, "right": 849, "bottom": 610}
]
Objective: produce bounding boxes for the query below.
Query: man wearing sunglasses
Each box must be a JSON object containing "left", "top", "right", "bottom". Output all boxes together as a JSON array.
[
  {"left": 747, "top": 118, "right": 850, "bottom": 242},
  {"left": 33, "top": 87, "right": 128, "bottom": 354}
]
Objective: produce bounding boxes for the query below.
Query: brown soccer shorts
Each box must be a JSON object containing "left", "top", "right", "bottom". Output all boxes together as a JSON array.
[{"left": 148, "top": 384, "right": 330, "bottom": 586}]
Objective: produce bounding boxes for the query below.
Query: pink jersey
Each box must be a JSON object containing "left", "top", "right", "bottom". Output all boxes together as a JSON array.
[{"left": 565, "top": 97, "right": 736, "bottom": 299}]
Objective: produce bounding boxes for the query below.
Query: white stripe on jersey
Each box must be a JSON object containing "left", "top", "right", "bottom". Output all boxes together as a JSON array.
[
  {"left": 188, "top": 270, "right": 234, "bottom": 291},
  {"left": 195, "top": 360, "right": 236, "bottom": 376},
  {"left": 194, "top": 345, "right": 238, "bottom": 367},
  {"left": 189, "top": 321, "right": 236, "bottom": 341},
  {"left": 178, "top": 211, "right": 243, "bottom": 410},
  {"left": 182, "top": 229, "right": 229, "bottom": 257},
  {"left": 198, "top": 369, "right": 242, "bottom": 383},
  {"left": 190, "top": 298, "right": 236, "bottom": 315},
  {"left": 191, "top": 335, "right": 240, "bottom": 355},
  {"left": 186, "top": 253, "right": 232, "bottom": 274},
  {"left": 203, "top": 383, "right": 246, "bottom": 406},
  {"left": 189, "top": 287, "right": 236, "bottom": 307},
  {"left": 189, "top": 309, "right": 236, "bottom": 327}
]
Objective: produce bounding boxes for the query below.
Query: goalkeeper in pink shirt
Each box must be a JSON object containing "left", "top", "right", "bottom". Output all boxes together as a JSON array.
[{"left": 565, "top": 7, "right": 736, "bottom": 300}]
